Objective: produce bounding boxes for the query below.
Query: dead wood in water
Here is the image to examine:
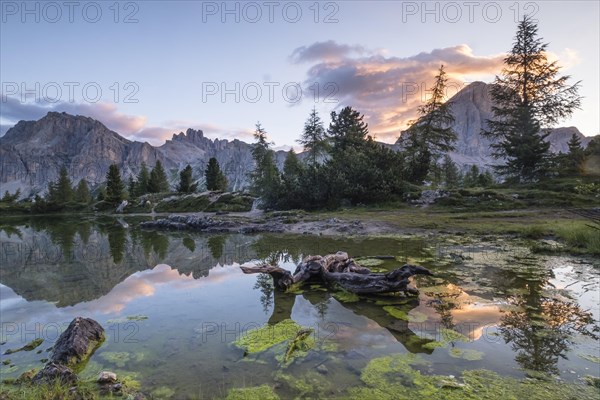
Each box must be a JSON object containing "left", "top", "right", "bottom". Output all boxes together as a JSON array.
[{"left": 241, "top": 251, "right": 433, "bottom": 295}]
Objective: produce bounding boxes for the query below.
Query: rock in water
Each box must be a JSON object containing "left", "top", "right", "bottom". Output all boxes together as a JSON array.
[
  {"left": 51, "top": 317, "right": 105, "bottom": 367},
  {"left": 98, "top": 371, "right": 118, "bottom": 383},
  {"left": 33, "top": 362, "right": 77, "bottom": 384}
]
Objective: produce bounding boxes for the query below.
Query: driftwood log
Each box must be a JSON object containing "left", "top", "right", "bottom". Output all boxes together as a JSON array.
[{"left": 241, "top": 251, "right": 433, "bottom": 295}]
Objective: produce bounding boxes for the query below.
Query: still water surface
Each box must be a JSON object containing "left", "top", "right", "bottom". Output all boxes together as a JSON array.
[{"left": 0, "top": 217, "right": 598, "bottom": 398}]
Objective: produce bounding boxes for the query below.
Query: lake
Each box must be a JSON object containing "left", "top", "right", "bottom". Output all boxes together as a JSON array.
[{"left": 1, "top": 216, "right": 599, "bottom": 399}]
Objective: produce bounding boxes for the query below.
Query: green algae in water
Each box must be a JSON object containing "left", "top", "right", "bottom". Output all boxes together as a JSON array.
[
  {"left": 422, "top": 341, "right": 446, "bottom": 350},
  {"left": 332, "top": 290, "right": 360, "bottom": 303},
  {"left": 233, "top": 319, "right": 305, "bottom": 354},
  {"left": 448, "top": 348, "right": 484, "bottom": 361},
  {"left": 407, "top": 310, "right": 428, "bottom": 323},
  {"left": 383, "top": 306, "right": 428, "bottom": 323},
  {"left": 348, "top": 354, "right": 600, "bottom": 400},
  {"left": 3, "top": 338, "right": 44, "bottom": 354},
  {"left": 152, "top": 386, "right": 176, "bottom": 398},
  {"left": 383, "top": 306, "right": 409, "bottom": 320},
  {"left": 440, "top": 328, "right": 470, "bottom": 343},
  {"left": 126, "top": 315, "right": 148, "bottom": 321},
  {"left": 226, "top": 384, "right": 280, "bottom": 400},
  {"left": 579, "top": 353, "right": 600, "bottom": 364},
  {"left": 99, "top": 351, "right": 134, "bottom": 367},
  {"left": 273, "top": 369, "right": 333, "bottom": 398},
  {"left": 354, "top": 257, "right": 385, "bottom": 267}
]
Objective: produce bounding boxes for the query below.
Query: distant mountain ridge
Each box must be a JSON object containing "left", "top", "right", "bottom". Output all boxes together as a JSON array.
[
  {"left": 396, "top": 81, "right": 593, "bottom": 170},
  {"left": 0, "top": 82, "right": 595, "bottom": 197},
  {"left": 0, "top": 111, "right": 287, "bottom": 196}
]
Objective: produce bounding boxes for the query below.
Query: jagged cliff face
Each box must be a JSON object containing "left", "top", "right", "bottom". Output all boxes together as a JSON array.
[
  {"left": 396, "top": 81, "right": 592, "bottom": 170},
  {"left": 0, "top": 112, "right": 286, "bottom": 196}
]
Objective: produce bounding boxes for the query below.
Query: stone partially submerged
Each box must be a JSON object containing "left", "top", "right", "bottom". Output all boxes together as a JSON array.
[
  {"left": 241, "top": 251, "right": 433, "bottom": 295},
  {"left": 33, "top": 317, "right": 105, "bottom": 384},
  {"left": 50, "top": 317, "right": 105, "bottom": 367}
]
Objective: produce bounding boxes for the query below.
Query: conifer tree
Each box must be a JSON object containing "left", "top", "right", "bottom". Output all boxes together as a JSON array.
[
  {"left": 135, "top": 162, "right": 150, "bottom": 196},
  {"left": 298, "top": 107, "right": 328, "bottom": 168},
  {"left": 148, "top": 160, "right": 170, "bottom": 193},
  {"left": 74, "top": 179, "right": 92, "bottom": 204},
  {"left": 205, "top": 158, "right": 227, "bottom": 191},
  {"left": 402, "top": 65, "right": 457, "bottom": 184},
  {"left": 105, "top": 164, "right": 125, "bottom": 205},
  {"left": 178, "top": 164, "right": 198, "bottom": 193},
  {"left": 484, "top": 15, "right": 581, "bottom": 181},
  {"left": 249, "top": 122, "right": 281, "bottom": 207}
]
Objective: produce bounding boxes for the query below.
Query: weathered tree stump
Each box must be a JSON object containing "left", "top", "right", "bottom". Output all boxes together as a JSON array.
[{"left": 241, "top": 251, "right": 433, "bottom": 295}]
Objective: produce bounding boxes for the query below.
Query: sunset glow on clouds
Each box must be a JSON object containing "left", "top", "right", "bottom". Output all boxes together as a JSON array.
[
  {"left": 1, "top": 42, "right": 504, "bottom": 145},
  {"left": 296, "top": 41, "right": 505, "bottom": 142}
]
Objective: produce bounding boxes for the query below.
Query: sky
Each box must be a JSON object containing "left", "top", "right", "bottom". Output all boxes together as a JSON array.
[{"left": 1, "top": 0, "right": 598, "bottom": 148}]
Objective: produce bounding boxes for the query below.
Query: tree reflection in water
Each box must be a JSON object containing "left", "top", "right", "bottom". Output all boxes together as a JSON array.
[{"left": 499, "top": 284, "right": 599, "bottom": 375}]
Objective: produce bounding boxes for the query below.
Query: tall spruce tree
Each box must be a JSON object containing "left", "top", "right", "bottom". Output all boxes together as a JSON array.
[
  {"left": 148, "top": 160, "right": 170, "bottom": 193},
  {"left": 298, "top": 107, "right": 328, "bottom": 168},
  {"left": 280, "top": 150, "right": 305, "bottom": 209},
  {"left": 484, "top": 15, "right": 581, "bottom": 182},
  {"left": 135, "top": 162, "right": 150, "bottom": 196},
  {"left": 178, "top": 164, "right": 198, "bottom": 193},
  {"left": 328, "top": 106, "right": 370, "bottom": 152},
  {"left": 74, "top": 179, "right": 92, "bottom": 204},
  {"left": 566, "top": 133, "right": 585, "bottom": 174},
  {"left": 105, "top": 164, "right": 125, "bottom": 205},
  {"left": 205, "top": 158, "right": 227, "bottom": 191},
  {"left": 402, "top": 65, "right": 457, "bottom": 184},
  {"left": 48, "top": 166, "right": 74, "bottom": 204},
  {"left": 441, "top": 155, "right": 461, "bottom": 188},
  {"left": 250, "top": 122, "right": 281, "bottom": 208}
]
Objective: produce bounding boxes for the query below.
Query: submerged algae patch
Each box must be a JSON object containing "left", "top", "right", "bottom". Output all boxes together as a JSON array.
[
  {"left": 448, "top": 348, "right": 484, "bottom": 361},
  {"left": 332, "top": 290, "right": 360, "bottom": 303},
  {"left": 226, "top": 384, "right": 280, "bottom": 400},
  {"left": 348, "top": 353, "right": 600, "bottom": 400},
  {"left": 233, "top": 319, "right": 306, "bottom": 354}
]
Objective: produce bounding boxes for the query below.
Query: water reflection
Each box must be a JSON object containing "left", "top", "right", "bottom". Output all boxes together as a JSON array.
[
  {"left": 499, "top": 283, "right": 598, "bottom": 375},
  {"left": 1, "top": 217, "right": 598, "bottom": 391}
]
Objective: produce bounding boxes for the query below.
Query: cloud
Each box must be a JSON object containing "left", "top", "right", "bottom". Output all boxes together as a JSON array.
[
  {"left": 296, "top": 42, "right": 504, "bottom": 142},
  {"left": 290, "top": 40, "right": 366, "bottom": 64}
]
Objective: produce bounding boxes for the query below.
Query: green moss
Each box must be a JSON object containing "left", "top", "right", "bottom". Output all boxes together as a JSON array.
[
  {"left": 233, "top": 319, "right": 304, "bottom": 354},
  {"left": 0, "top": 380, "right": 99, "bottom": 400},
  {"left": 440, "top": 329, "right": 470, "bottom": 343},
  {"left": 99, "top": 351, "right": 131, "bottom": 367},
  {"left": 348, "top": 354, "right": 600, "bottom": 400},
  {"left": 407, "top": 311, "right": 428, "bottom": 323},
  {"left": 448, "top": 348, "right": 484, "bottom": 361},
  {"left": 422, "top": 341, "right": 446, "bottom": 350},
  {"left": 226, "top": 384, "right": 280, "bottom": 400},
  {"left": 332, "top": 290, "right": 360, "bottom": 303},
  {"left": 4, "top": 338, "right": 44, "bottom": 355},
  {"left": 579, "top": 353, "right": 600, "bottom": 364},
  {"left": 151, "top": 386, "right": 176, "bottom": 398},
  {"left": 273, "top": 370, "right": 333, "bottom": 398},
  {"left": 280, "top": 328, "right": 315, "bottom": 365},
  {"left": 125, "top": 315, "right": 148, "bottom": 321},
  {"left": 354, "top": 257, "right": 385, "bottom": 267},
  {"left": 383, "top": 306, "right": 409, "bottom": 320}
]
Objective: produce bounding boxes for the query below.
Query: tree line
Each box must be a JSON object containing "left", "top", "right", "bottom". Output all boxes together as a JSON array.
[
  {"left": 26, "top": 157, "right": 229, "bottom": 211},
  {"left": 246, "top": 14, "right": 592, "bottom": 209}
]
